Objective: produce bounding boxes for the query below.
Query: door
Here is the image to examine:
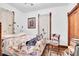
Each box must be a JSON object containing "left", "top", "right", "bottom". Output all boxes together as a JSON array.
[
  {"left": 0, "top": 22, "right": 2, "bottom": 56},
  {"left": 75, "top": 8, "right": 79, "bottom": 38},
  {"left": 69, "top": 12, "right": 77, "bottom": 39},
  {"left": 39, "top": 14, "right": 50, "bottom": 39}
]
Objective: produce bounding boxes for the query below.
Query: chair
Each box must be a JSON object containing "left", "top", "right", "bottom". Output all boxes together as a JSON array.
[{"left": 50, "top": 34, "right": 60, "bottom": 55}]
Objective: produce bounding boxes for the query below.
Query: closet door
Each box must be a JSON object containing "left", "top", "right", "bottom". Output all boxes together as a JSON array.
[
  {"left": 0, "top": 22, "right": 2, "bottom": 56},
  {"left": 77, "top": 12, "right": 79, "bottom": 38},
  {"left": 74, "top": 13, "right": 78, "bottom": 38},
  {"left": 72, "top": 12, "right": 77, "bottom": 38},
  {"left": 69, "top": 14, "right": 74, "bottom": 39},
  {"left": 75, "top": 8, "right": 79, "bottom": 38},
  {"left": 69, "top": 10, "right": 79, "bottom": 39}
]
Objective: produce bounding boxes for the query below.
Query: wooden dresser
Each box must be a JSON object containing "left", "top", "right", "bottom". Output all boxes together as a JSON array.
[
  {"left": 68, "top": 4, "right": 79, "bottom": 45},
  {"left": 0, "top": 22, "right": 2, "bottom": 56}
]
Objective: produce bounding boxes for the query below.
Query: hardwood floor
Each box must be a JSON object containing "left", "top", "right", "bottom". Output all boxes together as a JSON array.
[{"left": 42, "top": 44, "right": 68, "bottom": 56}]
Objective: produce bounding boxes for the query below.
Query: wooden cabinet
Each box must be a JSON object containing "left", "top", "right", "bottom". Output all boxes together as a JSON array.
[
  {"left": 0, "top": 22, "right": 2, "bottom": 56},
  {"left": 68, "top": 4, "right": 79, "bottom": 45},
  {"left": 75, "top": 9, "right": 79, "bottom": 38}
]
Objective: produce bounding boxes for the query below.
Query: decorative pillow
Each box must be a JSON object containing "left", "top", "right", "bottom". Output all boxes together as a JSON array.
[
  {"left": 70, "top": 39, "right": 76, "bottom": 47},
  {"left": 26, "top": 37, "right": 38, "bottom": 46},
  {"left": 36, "top": 34, "right": 42, "bottom": 41},
  {"left": 26, "top": 40, "right": 36, "bottom": 46}
]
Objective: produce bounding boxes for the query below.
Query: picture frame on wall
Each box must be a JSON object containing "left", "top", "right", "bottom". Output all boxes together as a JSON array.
[{"left": 28, "top": 17, "right": 36, "bottom": 29}]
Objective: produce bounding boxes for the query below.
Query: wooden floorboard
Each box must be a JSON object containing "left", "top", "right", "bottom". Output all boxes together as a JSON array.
[{"left": 42, "top": 44, "right": 68, "bottom": 56}]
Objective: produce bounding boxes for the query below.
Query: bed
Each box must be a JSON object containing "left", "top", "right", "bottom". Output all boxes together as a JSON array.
[{"left": 2, "top": 33, "right": 46, "bottom": 56}]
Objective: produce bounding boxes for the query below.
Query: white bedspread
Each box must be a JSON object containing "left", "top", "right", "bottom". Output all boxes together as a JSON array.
[{"left": 2, "top": 33, "right": 46, "bottom": 56}]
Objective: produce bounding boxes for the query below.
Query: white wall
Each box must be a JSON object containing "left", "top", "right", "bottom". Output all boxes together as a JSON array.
[
  {"left": 24, "top": 7, "right": 68, "bottom": 46},
  {"left": 51, "top": 4, "right": 76, "bottom": 46},
  {"left": 52, "top": 6, "right": 68, "bottom": 46},
  {"left": 24, "top": 4, "right": 76, "bottom": 46},
  {"left": 67, "top": 3, "right": 77, "bottom": 12},
  {"left": 0, "top": 3, "right": 25, "bottom": 34}
]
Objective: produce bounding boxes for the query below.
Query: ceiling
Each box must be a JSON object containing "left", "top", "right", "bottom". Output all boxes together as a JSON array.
[{"left": 9, "top": 3, "right": 69, "bottom": 13}]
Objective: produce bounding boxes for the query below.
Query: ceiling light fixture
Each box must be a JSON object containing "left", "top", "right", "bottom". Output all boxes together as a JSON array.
[{"left": 24, "top": 3, "right": 34, "bottom": 6}]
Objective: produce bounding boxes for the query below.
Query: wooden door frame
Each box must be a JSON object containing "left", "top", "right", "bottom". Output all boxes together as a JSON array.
[
  {"left": 12, "top": 11, "right": 15, "bottom": 34},
  {"left": 68, "top": 3, "right": 79, "bottom": 46},
  {"left": 49, "top": 12, "right": 52, "bottom": 40},
  {"left": 38, "top": 14, "right": 40, "bottom": 34}
]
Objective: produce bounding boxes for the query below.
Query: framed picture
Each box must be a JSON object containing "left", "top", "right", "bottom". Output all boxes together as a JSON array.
[{"left": 28, "top": 17, "right": 36, "bottom": 29}]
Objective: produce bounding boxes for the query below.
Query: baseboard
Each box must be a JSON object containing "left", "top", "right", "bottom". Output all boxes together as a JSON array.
[{"left": 59, "top": 45, "right": 68, "bottom": 48}]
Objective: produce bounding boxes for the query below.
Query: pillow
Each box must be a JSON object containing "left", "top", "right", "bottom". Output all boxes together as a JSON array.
[
  {"left": 36, "top": 34, "right": 43, "bottom": 41},
  {"left": 2, "top": 34, "right": 15, "bottom": 39},
  {"left": 26, "top": 37, "right": 38, "bottom": 46},
  {"left": 26, "top": 40, "right": 36, "bottom": 46},
  {"left": 15, "top": 33, "right": 26, "bottom": 37},
  {"left": 70, "top": 39, "right": 76, "bottom": 47}
]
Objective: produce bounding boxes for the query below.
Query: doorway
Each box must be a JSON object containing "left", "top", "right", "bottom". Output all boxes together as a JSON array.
[{"left": 38, "top": 13, "right": 51, "bottom": 40}]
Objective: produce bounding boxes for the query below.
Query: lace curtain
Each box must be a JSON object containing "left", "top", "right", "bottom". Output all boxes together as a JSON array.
[{"left": 0, "top": 8, "right": 14, "bottom": 35}]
